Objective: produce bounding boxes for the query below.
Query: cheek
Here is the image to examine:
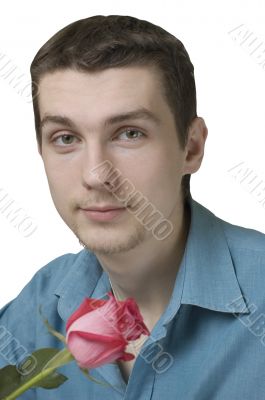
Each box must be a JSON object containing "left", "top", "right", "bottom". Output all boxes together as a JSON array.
[
  {"left": 43, "top": 156, "right": 78, "bottom": 187},
  {"left": 42, "top": 162, "right": 78, "bottom": 210},
  {"left": 120, "top": 152, "right": 181, "bottom": 215},
  {"left": 134, "top": 146, "right": 181, "bottom": 189}
]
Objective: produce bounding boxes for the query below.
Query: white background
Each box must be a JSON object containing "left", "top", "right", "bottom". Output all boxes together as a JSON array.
[{"left": 0, "top": 0, "right": 264, "bottom": 307}]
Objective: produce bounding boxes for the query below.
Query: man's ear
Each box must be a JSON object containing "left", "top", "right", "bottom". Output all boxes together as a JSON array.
[{"left": 182, "top": 116, "right": 208, "bottom": 176}]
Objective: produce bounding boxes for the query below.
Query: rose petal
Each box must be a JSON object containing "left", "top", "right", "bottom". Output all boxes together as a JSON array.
[
  {"left": 67, "top": 331, "right": 128, "bottom": 368},
  {"left": 66, "top": 297, "right": 107, "bottom": 331}
]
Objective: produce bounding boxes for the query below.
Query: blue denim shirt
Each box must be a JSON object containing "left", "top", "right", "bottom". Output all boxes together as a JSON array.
[{"left": 1, "top": 196, "right": 265, "bottom": 399}]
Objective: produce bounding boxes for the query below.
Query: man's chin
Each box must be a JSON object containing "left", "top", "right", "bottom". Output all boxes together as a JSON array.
[{"left": 76, "top": 228, "right": 146, "bottom": 255}]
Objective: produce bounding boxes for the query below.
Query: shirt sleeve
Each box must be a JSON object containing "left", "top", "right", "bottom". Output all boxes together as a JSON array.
[
  {"left": 0, "top": 275, "right": 37, "bottom": 368},
  {"left": 0, "top": 251, "right": 81, "bottom": 399},
  {"left": 0, "top": 276, "right": 38, "bottom": 400},
  {"left": 0, "top": 251, "right": 76, "bottom": 370}
]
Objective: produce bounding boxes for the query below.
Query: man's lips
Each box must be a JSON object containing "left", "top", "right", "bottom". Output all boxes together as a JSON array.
[
  {"left": 82, "top": 207, "right": 125, "bottom": 212},
  {"left": 80, "top": 207, "right": 127, "bottom": 221}
]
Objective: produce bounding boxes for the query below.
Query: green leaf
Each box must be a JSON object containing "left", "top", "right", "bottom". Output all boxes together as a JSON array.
[
  {"left": 0, "top": 348, "right": 71, "bottom": 399},
  {"left": 19, "top": 348, "right": 64, "bottom": 381},
  {"left": 39, "top": 347, "right": 74, "bottom": 370},
  {"left": 0, "top": 365, "right": 21, "bottom": 398},
  {"left": 35, "top": 370, "right": 68, "bottom": 389}
]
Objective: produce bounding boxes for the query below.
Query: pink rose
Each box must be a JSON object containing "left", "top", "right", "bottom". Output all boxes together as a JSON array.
[{"left": 65, "top": 292, "right": 150, "bottom": 369}]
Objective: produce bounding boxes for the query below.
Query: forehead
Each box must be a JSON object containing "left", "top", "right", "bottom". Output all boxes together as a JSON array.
[{"left": 38, "top": 66, "right": 167, "bottom": 122}]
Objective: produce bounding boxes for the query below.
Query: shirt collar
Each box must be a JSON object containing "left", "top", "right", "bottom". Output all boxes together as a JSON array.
[
  {"left": 54, "top": 195, "right": 249, "bottom": 324},
  {"left": 54, "top": 250, "right": 104, "bottom": 322}
]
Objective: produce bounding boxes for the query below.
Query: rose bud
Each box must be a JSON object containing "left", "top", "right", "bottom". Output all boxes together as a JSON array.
[{"left": 65, "top": 292, "right": 150, "bottom": 369}]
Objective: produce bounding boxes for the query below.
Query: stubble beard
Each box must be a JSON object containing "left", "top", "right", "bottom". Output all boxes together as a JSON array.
[{"left": 73, "top": 214, "right": 147, "bottom": 255}]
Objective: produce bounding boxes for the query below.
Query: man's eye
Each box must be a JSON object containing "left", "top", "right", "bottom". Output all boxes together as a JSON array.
[
  {"left": 51, "top": 129, "right": 145, "bottom": 147},
  {"left": 116, "top": 129, "right": 145, "bottom": 141},
  {"left": 52, "top": 134, "right": 77, "bottom": 146}
]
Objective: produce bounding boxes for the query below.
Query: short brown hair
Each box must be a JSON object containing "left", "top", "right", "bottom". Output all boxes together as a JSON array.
[{"left": 30, "top": 15, "right": 197, "bottom": 201}]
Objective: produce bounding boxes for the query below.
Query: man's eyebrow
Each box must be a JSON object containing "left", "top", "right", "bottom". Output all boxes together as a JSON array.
[{"left": 40, "top": 107, "right": 161, "bottom": 132}]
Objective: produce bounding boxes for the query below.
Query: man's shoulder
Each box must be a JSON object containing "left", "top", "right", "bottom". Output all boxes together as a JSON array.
[
  {"left": 35, "top": 250, "right": 83, "bottom": 280},
  {"left": 0, "top": 248, "right": 100, "bottom": 320},
  {"left": 31, "top": 248, "right": 99, "bottom": 293},
  {"left": 208, "top": 213, "right": 265, "bottom": 311},
  {"left": 217, "top": 215, "right": 265, "bottom": 254},
  {"left": 215, "top": 215, "right": 265, "bottom": 296},
  {"left": 194, "top": 199, "right": 265, "bottom": 255}
]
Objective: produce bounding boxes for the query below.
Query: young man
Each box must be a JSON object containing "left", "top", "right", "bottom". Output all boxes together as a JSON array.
[{"left": 1, "top": 15, "right": 265, "bottom": 399}]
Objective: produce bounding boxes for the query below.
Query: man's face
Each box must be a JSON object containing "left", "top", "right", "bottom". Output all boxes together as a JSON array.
[{"left": 38, "top": 66, "right": 188, "bottom": 255}]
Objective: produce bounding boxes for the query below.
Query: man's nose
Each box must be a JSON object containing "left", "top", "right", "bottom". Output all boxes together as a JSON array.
[{"left": 80, "top": 142, "right": 117, "bottom": 190}]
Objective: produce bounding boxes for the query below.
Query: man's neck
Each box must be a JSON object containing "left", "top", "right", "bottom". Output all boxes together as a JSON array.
[{"left": 96, "top": 197, "right": 191, "bottom": 329}]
